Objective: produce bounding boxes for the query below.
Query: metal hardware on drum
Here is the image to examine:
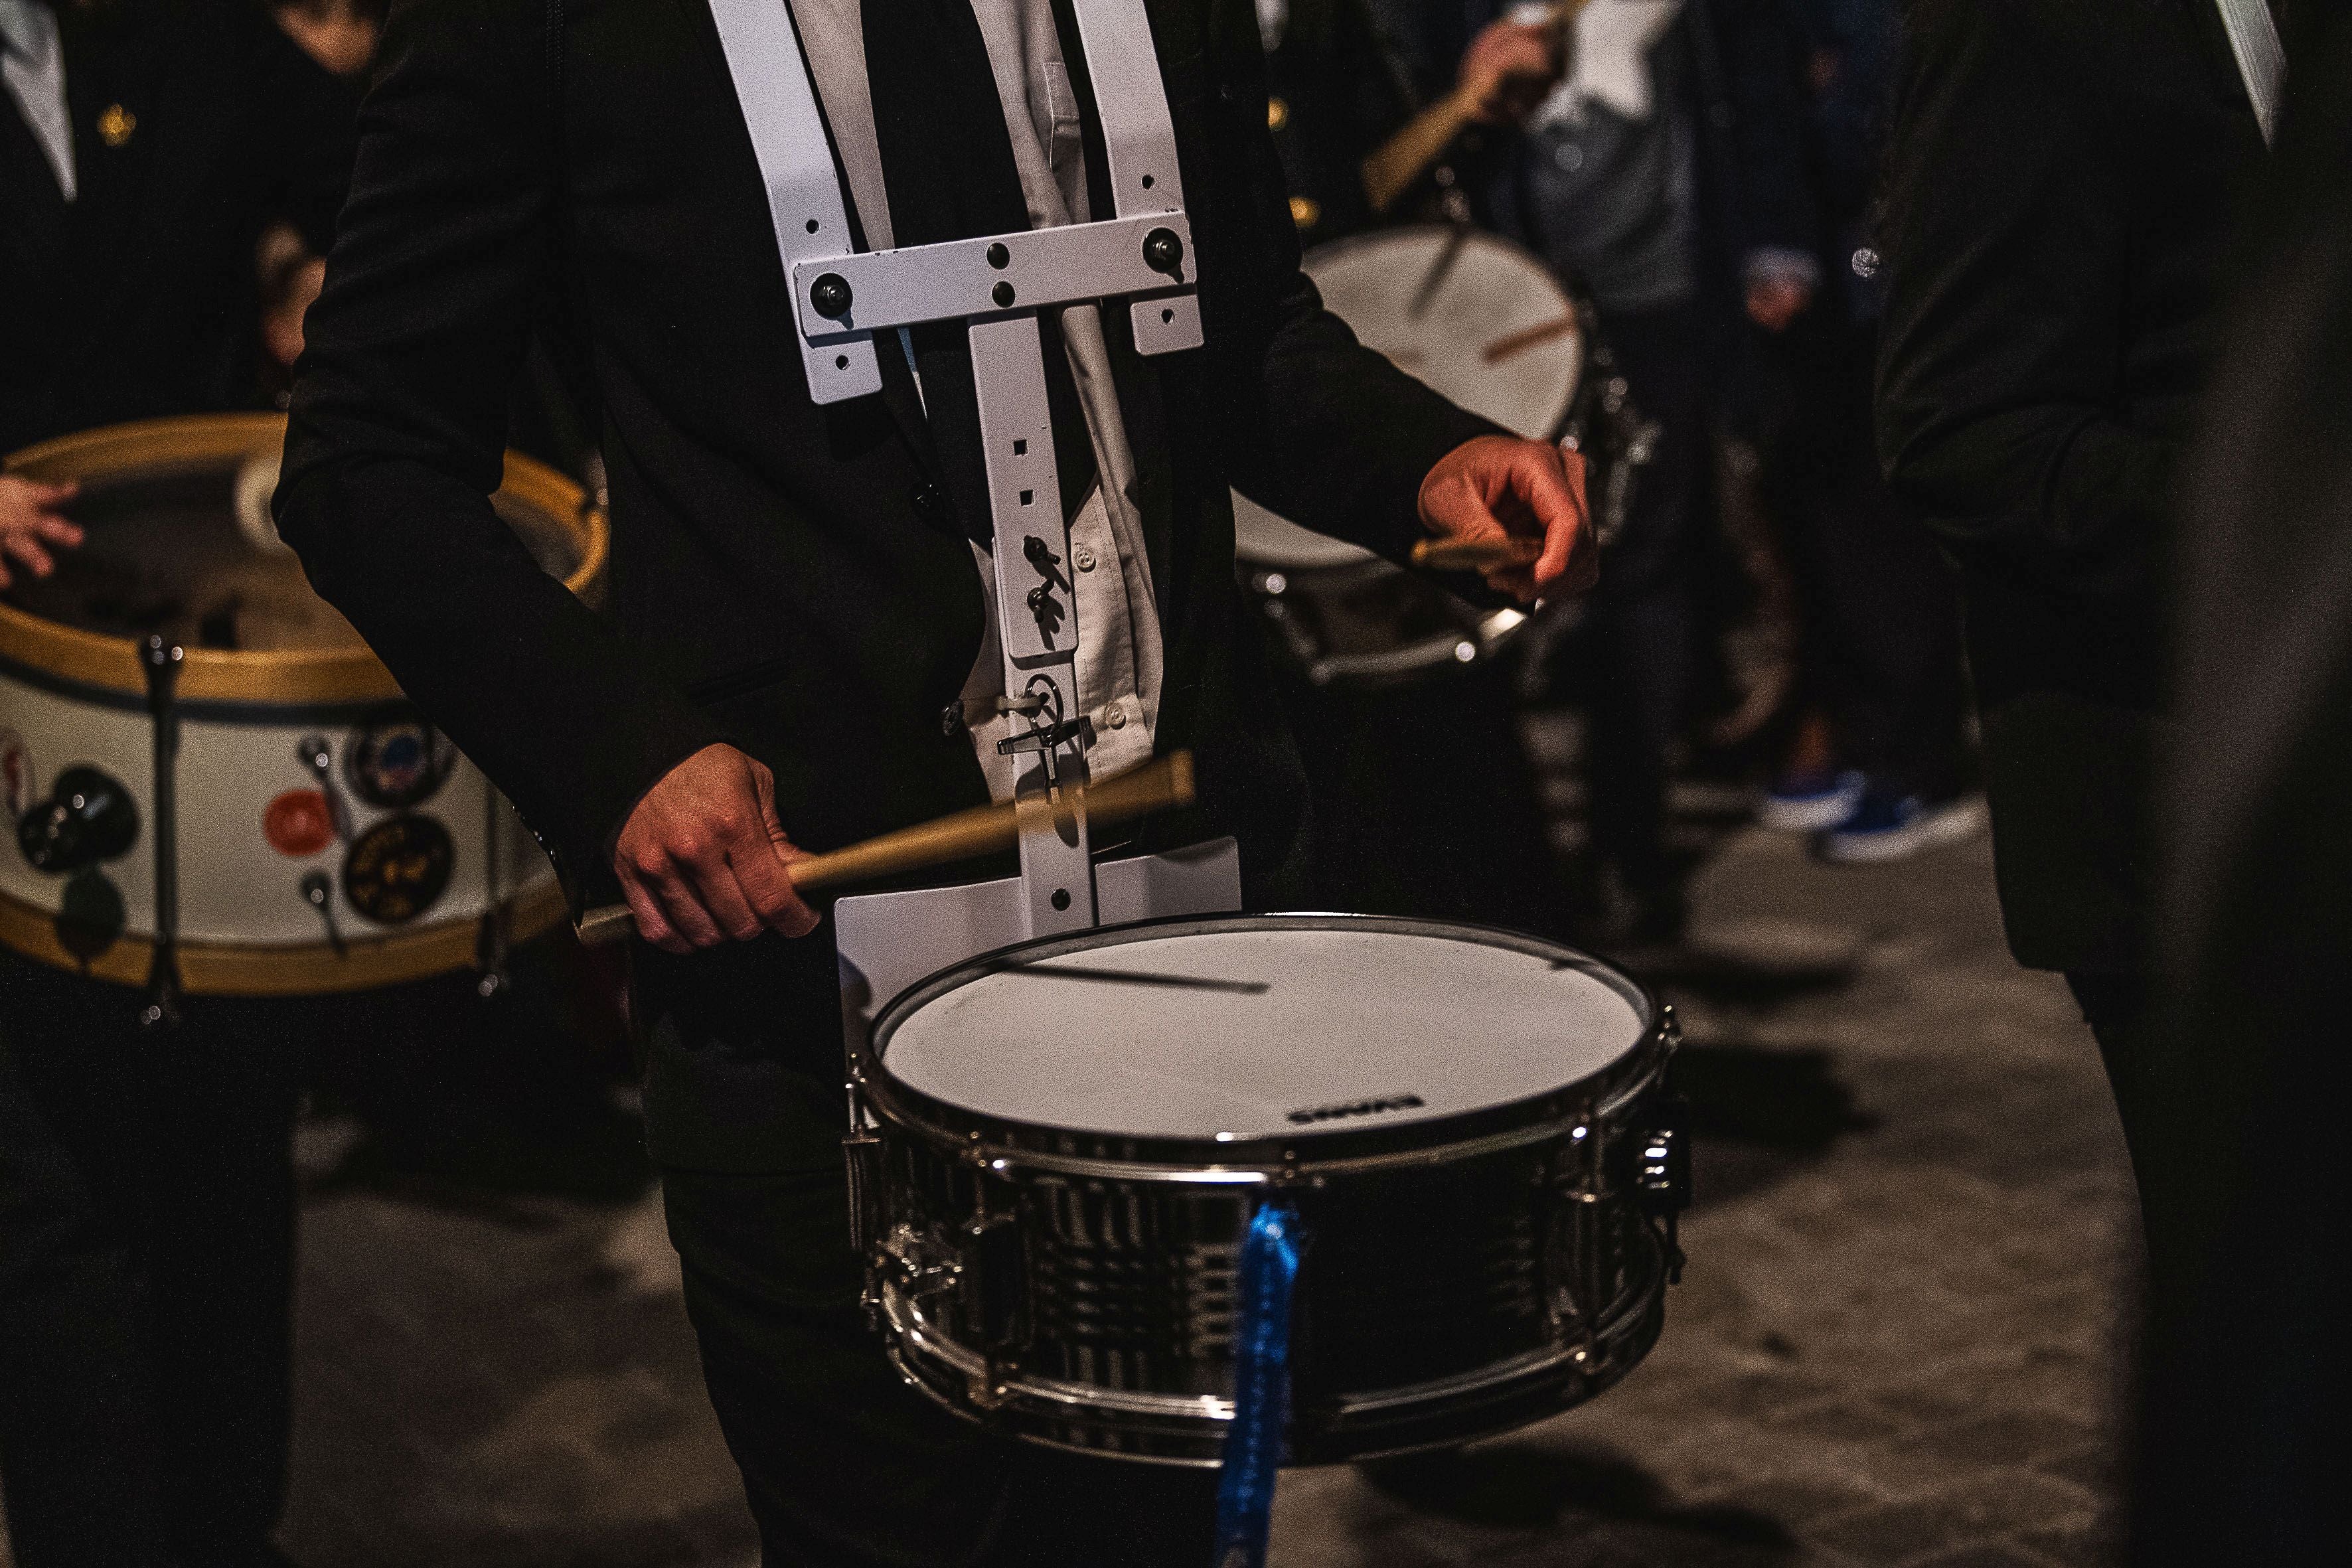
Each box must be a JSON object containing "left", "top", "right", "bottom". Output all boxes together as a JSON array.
[
  {"left": 300, "top": 869, "right": 345, "bottom": 957},
  {"left": 297, "top": 733, "right": 355, "bottom": 842},
  {"left": 1555, "top": 321, "right": 1659, "bottom": 553},
  {"left": 139, "top": 635, "right": 184, "bottom": 1029},
  {"left": 848, "top": 914, "right": 1687, "bottom": 1466}
]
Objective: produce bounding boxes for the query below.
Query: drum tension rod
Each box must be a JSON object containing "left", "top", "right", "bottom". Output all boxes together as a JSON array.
[{"left": 139, "top": 635, "right": 185, "bottom": 1030}]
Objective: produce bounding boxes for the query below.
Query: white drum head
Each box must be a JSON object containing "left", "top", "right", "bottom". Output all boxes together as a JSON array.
[
  {"left": 879, "top": 923, "right": 1648, "bottom": 1141},
  {"left": 1232, "top": 228, "right": 1581, "bottom": 569}
]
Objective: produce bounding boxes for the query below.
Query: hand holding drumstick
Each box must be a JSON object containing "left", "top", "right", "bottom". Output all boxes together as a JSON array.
[
  {"left": 1413, "top": 434, "right": 1597, "bottom": 602},
  {"left": 586, "top": 751, "right": 1198, "bottom": 948}
]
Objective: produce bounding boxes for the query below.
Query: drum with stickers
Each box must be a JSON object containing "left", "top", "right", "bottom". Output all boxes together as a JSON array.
[
  {"left": 0, "top": 414, "right": 606, "bottom": 1001},
  {"left": 849, "top": 913, "right": 1688, "bottom": 1464}
]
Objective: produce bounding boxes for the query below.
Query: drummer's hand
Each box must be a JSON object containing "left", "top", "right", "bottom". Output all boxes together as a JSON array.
[
  {"left": 0, "top": 475, "right": 84, "bottom": 589},
  {"left": 1457, "top": 21, "right": 1560, "bottom": 126},
  {"left": 613, "top": 743, "right": 820, "bottom": 954},
  {"left": 1417, "top": 434, "right": 1595, "bottom": 603}
]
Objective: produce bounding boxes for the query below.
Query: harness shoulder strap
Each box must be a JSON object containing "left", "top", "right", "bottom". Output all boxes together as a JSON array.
[{"left": 2214, "top": 0, "right": 2284, "bottom": 145}]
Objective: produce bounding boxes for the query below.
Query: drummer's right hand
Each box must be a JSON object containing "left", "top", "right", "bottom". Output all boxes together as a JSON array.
[
  {"left": 613, "top": 744, "right": 820, "bottom": 953},
  {"left": 1457, "top": 21, "right": 1559, "bottom": 127},
  {"left": 0, "top": 475, "right": 83, "bottom": 589}
]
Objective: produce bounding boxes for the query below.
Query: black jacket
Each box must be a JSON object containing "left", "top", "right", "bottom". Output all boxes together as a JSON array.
[
  {"left": 1875, "top": 0, "right": 2264, "bottom": 973},
  {"left": 0, "top": 0, "right": 353, "bottom": 455},
  {"left": 276, "top": 0, "right": 1494, "bottom": 910}
]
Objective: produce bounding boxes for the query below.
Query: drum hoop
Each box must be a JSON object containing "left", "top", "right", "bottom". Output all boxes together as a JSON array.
[
  {"left": 0, "top": 414, "right": 607, "bottom": 706},
  {"left": 0, "top": 879, "right": 566, "bottom": 996},
  {"left": 860, "top": 911, "right": 1666, "bottom": 1171}
]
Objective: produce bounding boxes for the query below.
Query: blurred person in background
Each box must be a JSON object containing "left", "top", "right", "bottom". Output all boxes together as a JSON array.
[
  {"left": 268, "top": 0, "right": 383, "bottom": 80},
  {"left": 1875, "top": 0, "right": 2267, "bottom": 1322},
  {"left": 0, "top": 2, "right": 353, "bottom": 1563},
  {"left": 1391, "top": 0, "right": 1820, "bottom": 944},
  {"left": 1749, "top": 0, "right": 1974, "bottom": 861}
]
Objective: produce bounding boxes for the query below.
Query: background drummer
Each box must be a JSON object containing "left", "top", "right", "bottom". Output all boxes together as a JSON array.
[
  {"left": 1390, "top": 0, "right": 1819, "bottom": 945},
  {"left": 274, "top": 1, "right": 1589, "bottom": 1560},
  {"left": 0, "top": 3, "right": 354, "bottom": 1564}
]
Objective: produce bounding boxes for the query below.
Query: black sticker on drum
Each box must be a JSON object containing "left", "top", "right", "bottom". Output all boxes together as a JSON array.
[
  {"left": 343, "top": 722, "right": 455, "bottom": 810},
  {"left": 341, "top": 814, "right": 453, "bottom": 925}
]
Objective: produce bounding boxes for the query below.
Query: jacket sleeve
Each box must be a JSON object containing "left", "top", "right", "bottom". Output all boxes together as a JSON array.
[
  {"left": 275, "top": 0, "right": 726, "bottom": 897},
  {"left": 1873, "top": 0, "right": 2171, "bottom": 599},
  {"left": 1197, "top": 1, "right": 1502, "bottom": 565}
]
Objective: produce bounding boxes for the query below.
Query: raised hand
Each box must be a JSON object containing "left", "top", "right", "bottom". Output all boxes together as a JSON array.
[{"left": 0, "top": 475, "right": 84, "bottom": 590}]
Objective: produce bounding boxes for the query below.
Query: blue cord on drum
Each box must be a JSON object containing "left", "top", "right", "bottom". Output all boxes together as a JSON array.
[{"left": 1212, "top": 1199, "right": 1304, "bottom": 1568}]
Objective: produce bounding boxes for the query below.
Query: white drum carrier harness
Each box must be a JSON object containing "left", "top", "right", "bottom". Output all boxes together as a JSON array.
[{"left": 705, "top": 0, "right": 1241, "bottom": 1018}]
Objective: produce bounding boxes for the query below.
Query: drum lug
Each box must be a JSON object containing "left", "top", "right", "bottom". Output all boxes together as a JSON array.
[
  {"left": 843, "top": 1129, "right": 885, "bottom": 1257},
  {"left": 959, "top": 1211, "right": 1030, "bottom": 1354},
  {"left": 1636, "top": 1095, "right": 1692, "bottom": 1285}
]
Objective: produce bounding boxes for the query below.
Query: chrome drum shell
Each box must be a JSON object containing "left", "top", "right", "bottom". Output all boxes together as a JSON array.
[{"left": 852, "top": 914, "right": 1680, "bottom": 1466}]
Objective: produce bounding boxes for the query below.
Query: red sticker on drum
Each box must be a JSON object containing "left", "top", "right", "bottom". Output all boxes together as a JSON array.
[{"left": 264, "top": 789, "right": 336, "bottom": 857}]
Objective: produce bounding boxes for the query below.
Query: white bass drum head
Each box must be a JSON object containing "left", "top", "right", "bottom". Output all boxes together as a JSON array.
[
  {"left": 1232, "top": 228, "right": 1581, "bottom": 570},
  {"left": 879, "top": 921, "right": 1648, "bottom": 1141}
]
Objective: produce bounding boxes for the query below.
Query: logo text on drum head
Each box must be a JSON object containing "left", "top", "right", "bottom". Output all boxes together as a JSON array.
[{"left": 1285, "top": 1093, "right": 1425, "bottom": 1127}]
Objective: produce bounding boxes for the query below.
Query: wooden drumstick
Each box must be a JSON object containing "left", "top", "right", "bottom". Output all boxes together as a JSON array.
[
  {"left": 1410, "top": 535, "right": 1542, "bottom": 573},
  {"left": 571, "top": 751, "right": 1198, "bottom": 946}
]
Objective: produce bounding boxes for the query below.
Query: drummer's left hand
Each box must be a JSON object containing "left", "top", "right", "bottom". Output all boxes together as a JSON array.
[{"left": 1417, "top": 434, "right": 1595, "bottom": 603}]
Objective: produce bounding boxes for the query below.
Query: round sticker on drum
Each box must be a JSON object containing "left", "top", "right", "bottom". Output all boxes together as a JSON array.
[
  {"left": 263, "top": 789, "right": 336, "bottom": 858},
  {"left": 341, "top": 814, "right": 454, "bottom": 925},
  {"left": 0, "top": 728, "right": 32, "bottom": 822},
  {"left": 343, "top": 722, "right": 455, "bottom": 810}
]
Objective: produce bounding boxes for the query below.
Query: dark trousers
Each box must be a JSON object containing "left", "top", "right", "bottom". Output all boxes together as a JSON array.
[
  {"left": 2065, "top": 971, "right": 2193, "bottom": 1319},
  {"left": 1761, "top": 315, "right": 1967, "bottom": 795},
  {"left": 663, "top": 1164, "right": 1219, "bottom": 1568},
  {"left": 0, "top": 954, "right": 300, "bottom": 1568},
  {"left": 1586, "top": 303, "right": 1708, "bottom": 893},
  {"left": 636, "top": 937, "right": 1219, "bottom": 1567}
]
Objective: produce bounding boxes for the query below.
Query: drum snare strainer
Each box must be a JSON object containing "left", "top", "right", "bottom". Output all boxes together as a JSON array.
[{"left": 850, "top": 913, "right": 1687, "bottom": 1464}]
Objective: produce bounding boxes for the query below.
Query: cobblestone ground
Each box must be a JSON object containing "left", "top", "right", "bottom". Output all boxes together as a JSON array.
[{"left": 0, "top": 771, "right": 2136, "bottom": 1568}]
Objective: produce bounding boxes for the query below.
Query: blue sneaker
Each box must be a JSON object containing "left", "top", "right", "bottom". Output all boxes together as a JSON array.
[
  {"left": 1757, "top": 768, "right": 1865, "bottom": 832},
  {"left": 1814, "top": 789, "right": 1984, "bottom": 864}
]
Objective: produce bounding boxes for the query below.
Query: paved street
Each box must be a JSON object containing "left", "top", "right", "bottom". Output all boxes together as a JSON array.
[{"left": 2, "top": 782, "right": 2138, "bottom": 1567}]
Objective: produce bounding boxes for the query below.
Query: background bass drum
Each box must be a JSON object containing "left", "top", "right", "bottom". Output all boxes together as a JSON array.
[{"left": 0, "top": 414, "right": 607, "bottom": 995}]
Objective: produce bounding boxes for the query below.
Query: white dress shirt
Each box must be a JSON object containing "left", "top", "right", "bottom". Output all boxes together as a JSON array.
[
  {"left": 790, "top": 0, "right": 1166, "bottom": 800},
  {"left": 0, "top": 0, "right": 75, "bottom": 201}
]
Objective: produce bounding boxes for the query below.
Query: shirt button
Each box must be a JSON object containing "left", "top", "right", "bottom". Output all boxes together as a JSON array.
[
  {"left": 1073, "top": 545, "right": 1097, "bottom": 572},
  {"left": 909, "top": 481, "right": 951, "bottom": 526},
  {"left": 1105, "top": 705, "right": 1128, "bottom": 730},
  {"left": 1553, "top": 143, "right": 1585, "bottom": 174}
]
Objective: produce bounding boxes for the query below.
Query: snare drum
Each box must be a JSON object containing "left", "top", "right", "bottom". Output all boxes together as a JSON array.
[
  {"left": 0, "top": 414, "right": 605, "bottom": 997},
  {"left": 1235, "top": 227, "right": 1583, "bottom": 684},
  {"left": 851, "top": 914, "right": 1686, "bottom": 1464}
]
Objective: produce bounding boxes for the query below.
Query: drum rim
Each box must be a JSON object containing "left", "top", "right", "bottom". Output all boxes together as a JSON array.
[
  {"left": 0, "top": 413, "right": 606, "bottom": 706},
  {"left": 0, "top": 878, "right": 568, "bottom": 996},
  {"left": 860, "top": 911, "right": 1666, "bottom": 1171}
]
